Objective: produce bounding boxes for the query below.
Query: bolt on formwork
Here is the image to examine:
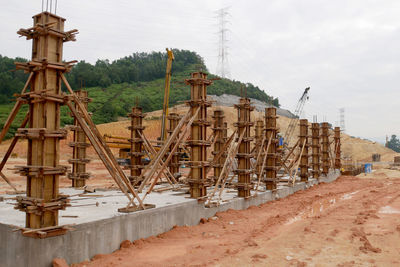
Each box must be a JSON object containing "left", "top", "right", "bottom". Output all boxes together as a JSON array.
[
  {"left": 234, "top": 98, "right": 254, "bottom": 197},
  {"left": 321, "top": 122, "right": 330, "bottom": 176},
  {"left": 211, "top": 109, "right": 226, "bottom": 184},
  {"left": 14, "top": 12, "right": 75, "bottom": 229},
  {"left": 299, "top": 119, "right": 309, "bottom": 182},
  {"left": 68, "top": 90, "right": 91, "bottom": 188},
  {"left": 167, "top": 112, "right": 181, "bottom": 180},
  {"left": 334, "top": 127, "right": 341, "bottom": 169},
  {"left": 185, "top": 72, "right": 212, "bottom": 198},
  {"left": 265, "top": 107, "right": 278, "bottom": 190},
  {"left": 127, "top": 107, "right": 145, "bottom": 186},
  {"left": 311, "top": 123, "right": 321, "bottom": 179}
]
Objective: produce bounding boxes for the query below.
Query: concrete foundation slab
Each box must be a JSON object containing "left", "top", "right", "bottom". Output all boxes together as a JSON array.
[{"left": 0, "top": 170, "right": 340, "bottom": 267}]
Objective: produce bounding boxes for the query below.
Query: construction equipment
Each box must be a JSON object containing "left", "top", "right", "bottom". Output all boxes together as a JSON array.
[
  {"left": 283, "top": 87, "right": 310, "bottom": 146},
  {"left": 160, "top": 48, "right": 175, "bottom": 141}
]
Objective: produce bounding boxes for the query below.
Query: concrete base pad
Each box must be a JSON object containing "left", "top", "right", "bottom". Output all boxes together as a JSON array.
[{"left": 0, "top": 170, "right": 340, "bottom": 267}]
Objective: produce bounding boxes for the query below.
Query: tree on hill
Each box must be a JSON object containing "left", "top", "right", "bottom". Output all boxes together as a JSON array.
[{"left": 387, "top": 135, "right": 400, "bottom": 152}]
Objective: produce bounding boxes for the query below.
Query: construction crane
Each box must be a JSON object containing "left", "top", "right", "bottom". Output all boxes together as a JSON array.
[
  {"left": 283, "top": 87, "right": 310, "bottom": 146},
  {"left": 160, "top": 48, "right": 175, "bottom": 141}
]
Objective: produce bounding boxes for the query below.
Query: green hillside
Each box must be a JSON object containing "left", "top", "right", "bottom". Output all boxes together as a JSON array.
[{"left": 0, "top": 50, "right": 279, "bottom": 139}]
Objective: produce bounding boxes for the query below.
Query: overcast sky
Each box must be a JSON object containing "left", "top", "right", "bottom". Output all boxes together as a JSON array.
[{"left": 1, "top": 0, "right": 400, "bottom": 142}]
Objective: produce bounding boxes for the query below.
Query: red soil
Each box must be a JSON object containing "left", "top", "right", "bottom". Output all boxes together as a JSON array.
[{"left": 69, "top": 175, "right": 400, "bottom": 266}]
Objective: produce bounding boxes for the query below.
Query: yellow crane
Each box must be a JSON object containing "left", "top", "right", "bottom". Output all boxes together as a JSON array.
[{"left": 160, "top": 48, "right": 174, "bottom": 141}]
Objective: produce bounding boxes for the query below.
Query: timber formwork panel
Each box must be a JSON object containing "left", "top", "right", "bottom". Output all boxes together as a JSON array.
[
  {"left": 185, "top": 72, "right": 212, "bottom": 198},
  {"left": 68, "top": 90, "right": 91, "bottom": 187},
  {"left": 299, "top": 119, "right": 309, "bottom": 182},
  {"left": 14, "top": 12, "right": 73, "bottom": 229},
  {"left": 127, "top": 107, "right": 145, "bottom": 186},
  {"left": 321, "top": 122, "right": 330, "bottom": 176},
  {"left": 334, "top": 127, "right": 341, "bottom": 169},
  {"left": 167, "top": 112, "right": 181, "bottom": 179},
  {"left": 234, "top": 98, "right": 254, "bottom": 197},
  {"left": 311, "top": 123, "right": 321, "bottom": 179},
  {"left": 265, "top": 108, "right": 278, "bottom": 190},
  {"left": 211, "top": 109, "right": 226, "bottom": 184}
]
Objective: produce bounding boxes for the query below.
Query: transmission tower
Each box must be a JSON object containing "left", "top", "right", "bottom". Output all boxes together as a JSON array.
[
  {"left": 215, "top": 7, "right": 230, "bottom": 78},
  {"left": 339, "top": 108, "right": 345, "bottom": 133}
]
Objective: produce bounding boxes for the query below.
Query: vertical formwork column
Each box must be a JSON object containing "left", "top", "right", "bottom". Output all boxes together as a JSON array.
[
  {"left": 311, "top": 123, "right": 321, "bottom": 179},
  {"left": 321, "top": 122, "right": 330, "bottom": 176},
  {"left": 15, "top": 12, "right": 75, "bottom": 229},
  {"left": 234, "top": 98, "right": 254, "bottom": 197},
  {"left": 186, "top": 72, "right": 212, "bottom": 198},
  {"left": 254, "top": 119, "right": 264, "bottom": 181},
  {"left": 68, "top": 90, "right": 91, "bottom": 187},
  {"left": 128, "top": 107, "right": 145, "bottom": 186},
  {"left": 334, "top": 127, "right": 341, "bottom": 169},
  {"left": 299, "top": 119, "right": 309, "bottom": 182},
  {"left": 168, "top": 112, "right": 181, "bottom": 179},
  {"left": 211, "top": 109, "right": 225, "bottom": 184},
  {"left": 265, "top": 108, "right": 278, "bottom": 190}
]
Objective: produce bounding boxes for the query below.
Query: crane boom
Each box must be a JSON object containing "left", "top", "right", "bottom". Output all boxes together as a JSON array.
[
  {"left": 283, "top": 87, "right": 310, "bottom": 146},
  {"left": 160, "top": 48, "right": 175, "bottom": 141}
]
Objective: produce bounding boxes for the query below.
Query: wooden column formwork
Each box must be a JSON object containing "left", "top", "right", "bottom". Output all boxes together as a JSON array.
[
  {"left": 14, "top": 12, "right": 77, "bottom": 229},
  {"left": 185, "top": 72, "right": 212, "bottom": 198},
  {"left": 321, "top": 122, "right": 330, "bottom": 176},
  {"left": 211, "top": 109, "right": 226, "bottom": 184},
  {"left": 299, "top": 119, "right": 309, "bottom": 182},
  {"left": 334, "top": 127, "right": 341, "bottom": 169},
  {"left": 127, "top": 107, "right": 145, "bottom": 186},
  {"left": 167, "top": 112, "right": 181, "bottom": 179},
  {"left": 254, "top": 119, "right": 264, "bottom": 181},
  {"left": 265, "top": 107, "right": 278, "bottom": 190},
  {"left": 234, "top": 98, "right": 254, "bottom": 197},
  {"left": 68, "top": 90, "right": 91, "bottom": 187},
  {"left": 311, "top": 123, "right": 321, "bottom": 179}
]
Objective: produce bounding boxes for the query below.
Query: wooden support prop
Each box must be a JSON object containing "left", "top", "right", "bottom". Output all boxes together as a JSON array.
[
  {"left": 206, "top": 128, "right": 246, "bottom": 205},
  {"left": 141, "top": 109, "right": 199, "bottom": 201},
  {"left": 254, "top": 135, "right": 272, "bottom": 194},
  {"left": 289, "top": 139, "right": 306, "bottom": 186},
  {"left": 137, "top": 110, "right": 192, "bottom": 192}
]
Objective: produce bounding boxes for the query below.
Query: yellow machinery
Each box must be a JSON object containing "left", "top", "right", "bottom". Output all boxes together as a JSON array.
[{"left": 160, "top": 48, "right": 174, "bottom": 141}]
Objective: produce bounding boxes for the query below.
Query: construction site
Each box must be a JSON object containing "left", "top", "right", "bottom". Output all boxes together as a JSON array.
[{"left": 1, "top": 2, "right": 400, "bottom": 267}]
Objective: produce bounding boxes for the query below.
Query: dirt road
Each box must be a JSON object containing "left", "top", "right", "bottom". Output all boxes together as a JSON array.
[{"left": 69, "top": 174, "right": 400, "bottom": 266}]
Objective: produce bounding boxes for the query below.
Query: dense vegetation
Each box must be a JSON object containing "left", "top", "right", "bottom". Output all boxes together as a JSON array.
[
  {"left": 386, "top": 135, "right": 400, "bottom": 153},
  {"left": 0, "top": 50, "right": 279, "bottom": 138}
]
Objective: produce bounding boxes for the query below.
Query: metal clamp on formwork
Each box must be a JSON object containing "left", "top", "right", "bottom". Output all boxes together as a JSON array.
[
  {"left": 186, "top": 140, "right": 212, "bottom": 146},
  {"left": 68, "top": 141, "right": 91, "bottom": 148},
  {"left": 68, "top": 158, "right": 91, "bottom": 164},
  {"left": 67, "top": 172, "right": 91, "bottom": 180},
  {"left": 184, "top": 99, "right": 212, "bottom": 107},
  {"left": 16, "top": 128, "right": 68, "bottom": 139},
  {"left": 15, "top": 195, "right": 70, "bottom": 215},
  {"left": 14, "top": 165, "right": 68, "bottom": 177}
]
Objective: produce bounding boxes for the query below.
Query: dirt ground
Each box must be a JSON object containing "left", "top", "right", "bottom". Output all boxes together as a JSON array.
[{"left": 69, "top": 174, "right": 400, "bottom": 267}]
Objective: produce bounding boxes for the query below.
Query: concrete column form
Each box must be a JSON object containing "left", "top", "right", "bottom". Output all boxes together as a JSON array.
[
  {"left": 234, "top": 98, "right": 254, "bottom": 197},
  {"left": 254, "top": 119, "right": 264, "bottom": 182},
  {"left": 299, "top": 119, "right": 309, "bottom": 182},
  {"left": 14, "top": 12, "right": 77, "bottom": 230},
  {"left": 265, "top": 107, "right": 278, "bottom": 190},
  {"left": 167, "top": 112, "right": 181, "bottom": 179},
  {"left": 334, "top": 127, "right": 341, "bottom": 169},
  {"left": 211, "top": 109, "right": 226, "bottom": 184},
  {"left": 68, "top": 90, "right": 91, "bottom": 187},
  {"left": 185, "top": 72, "right": 212, "bottom": 198},
  {"left": 127, "top": 107, "right": 145, "bottom": 186},
  {"left": 321, "top": 122, "right": 330, "bottom": 176},
  {"left": 311, "top": 123, "right": 321, "bottom": 179}
]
